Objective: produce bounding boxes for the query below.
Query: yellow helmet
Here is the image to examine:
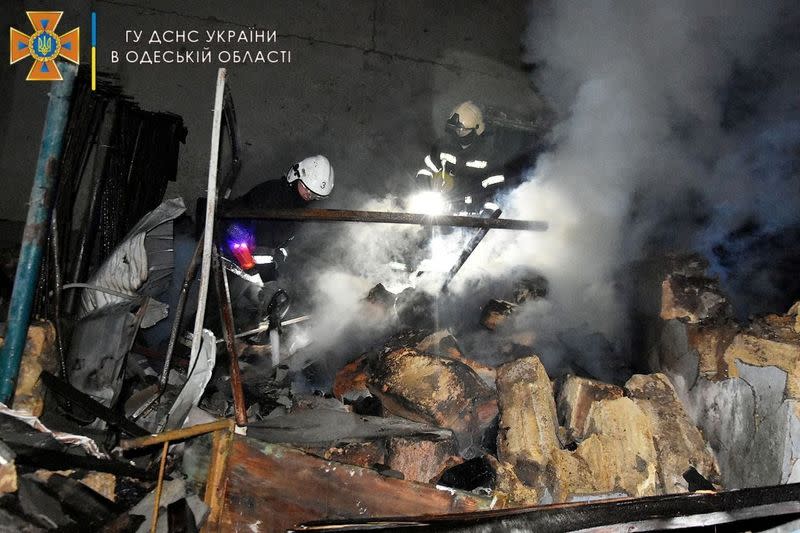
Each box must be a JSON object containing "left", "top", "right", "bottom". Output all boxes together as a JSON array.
[{"left": 446, "top": 101, "right": 485, "bottom": 138}]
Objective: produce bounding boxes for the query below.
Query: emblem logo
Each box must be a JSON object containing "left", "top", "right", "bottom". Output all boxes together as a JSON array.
[{"left": 10, "top": 11, "right": 79, "bottom": 81}]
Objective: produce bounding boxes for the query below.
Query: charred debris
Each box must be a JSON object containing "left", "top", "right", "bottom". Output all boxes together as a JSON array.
[
  {"left": 2, "top": 68, "right": 800, "bottom": 533},
  {"left": 5, "top": 227, "right": 800, "bottom": 532}
]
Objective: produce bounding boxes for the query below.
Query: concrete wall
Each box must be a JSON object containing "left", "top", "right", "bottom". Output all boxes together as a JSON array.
[{"left": 0, "top": 0, "right": 543, "bottom": 229}]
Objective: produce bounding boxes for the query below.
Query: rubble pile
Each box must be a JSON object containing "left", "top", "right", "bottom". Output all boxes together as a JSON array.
[
  {"left": 650, "top": 255, "right": 800, "bottom": 488},
  {"left": 3, "top": 250, "right": 800, "bottom": 531},
  {"left": 317, "top": 316, "right": 721, "bottom": 508}
]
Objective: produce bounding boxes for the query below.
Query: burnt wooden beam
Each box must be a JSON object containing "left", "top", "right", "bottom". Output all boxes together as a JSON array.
[
  {"left": 221, "top": 207, "right": 548, "bottom": 231},
  {"left": 215, "top": 437, "right": 494, "bottom": 532},
  {"left": 441, "top": 208, "right": 502, "bottom": 291},
  {"left": 212, "top": 247, "right": 248, "bottom": 428},
  {"left": 40, "top": 371, "right": 149, "bottom": 437}
]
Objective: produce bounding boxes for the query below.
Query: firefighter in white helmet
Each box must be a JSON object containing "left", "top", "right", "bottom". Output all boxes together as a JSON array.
[
  {"left": 415, "top": 101, "right": 507, "bottom": 210},
  {"left": 223, "top": 155, "right": 334, "bottom": 278},
  {"left": 211, "top": 155, "right": 336, "bottom": 345}
]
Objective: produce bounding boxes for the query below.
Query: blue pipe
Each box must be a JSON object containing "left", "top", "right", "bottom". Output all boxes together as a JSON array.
[{"left": 0, "top": 63, "right": 77, "bottom": 404}]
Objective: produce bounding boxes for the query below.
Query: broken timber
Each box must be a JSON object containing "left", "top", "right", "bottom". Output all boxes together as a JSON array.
[
  {"left": 205, "top": 436, "right": 494, "bottom": 532},
  {"left": 222, "top": 207, "right": 548, "bottom": 231},
  {"left": 245, "top": 410, "right": 453, "bottom": 445}
]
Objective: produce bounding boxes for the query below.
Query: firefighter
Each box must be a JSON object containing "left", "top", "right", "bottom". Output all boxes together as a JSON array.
[
  {"left": 220, "top": 155, "right": 334, "bottom": 340},
  {"left": 223, "top": 154, "right": 334, "bottom": 279},
  {"left": 415, "top": 101, "right": 507, "bottom": 211}
]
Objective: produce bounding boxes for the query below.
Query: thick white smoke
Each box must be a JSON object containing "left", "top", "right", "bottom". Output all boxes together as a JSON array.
[
  {"left": 457, "top": 0, "right": 799, "bottom": 341},
  {"left": 289, "top": 1, "right": 800, "bottom": 381}
]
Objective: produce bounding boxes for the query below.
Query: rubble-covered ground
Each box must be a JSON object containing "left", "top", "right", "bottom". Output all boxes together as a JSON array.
[{"left": 2, "top": 252, "right": 800, "bottom": 531}]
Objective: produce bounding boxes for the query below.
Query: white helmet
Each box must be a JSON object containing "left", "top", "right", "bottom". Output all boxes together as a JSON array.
[
  {"left": 286, "top": 155, "right": 334, "bottom": 198},
  {"left": 447, "top": 101, "right": 485, "bottom": 137}
]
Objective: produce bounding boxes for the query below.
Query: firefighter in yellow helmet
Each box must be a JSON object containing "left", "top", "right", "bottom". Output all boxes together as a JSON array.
[{"left": 415, "top": 101, "right": 507, "bottom": 210}]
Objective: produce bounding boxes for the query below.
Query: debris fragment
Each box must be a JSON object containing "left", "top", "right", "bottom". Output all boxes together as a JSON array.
[
  {"left": 0, "top": 441, "right": 16, "bottom": 495},
  {"left": 216, "top": 439, "right": 494, "bottom": 532},
  {"left": 386, "top": 436, "right": 461, "bottom": 484},
  {"left": 557, "top": 374, "right": 623, "bottom": 442},
  {"left": 660, "top": 274, "right": 732, "bottom": 324},
  {"left": 7, "top": 322, "right": 57, "bottom": 417},
  {"left": 495, "top": 356, "right": 559, "bottom": 485},
  {"left": 367, "top": 347, "right": 498, "bottom": 458},
  {"left": 624, "top": 373, "right": 721, "bottom": 492},
  {"left": 480, "top": 299, "right": 517, "bottom": 331}
]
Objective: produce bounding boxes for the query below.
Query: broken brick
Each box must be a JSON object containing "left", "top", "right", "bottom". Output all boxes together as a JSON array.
[
  {"left": 576, "top": 397, "right": 659, "bottom": 497},
  {"left": 660, "top": 274, "right": 731, "bottom": 324},
  {"left": 416, "top": 331, "right": 496, "bottom": 387},
  {"left": 625, "top": 373, "right": 721, "bottom": 493},
  {"left": 332, "top": 354, "right": 371, "bottom": 401},
  {"left": 485, "top": 455, "right": 542, "bottom": 507}
]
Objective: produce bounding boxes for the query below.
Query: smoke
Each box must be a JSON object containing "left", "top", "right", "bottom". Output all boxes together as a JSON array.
[
  {"left": 286, "top": 1, "right": 800, "bottom": 383},
  {"left": 282, "top": 195, "right": 429, "bottom": 380},
  {"left": 461, "top": 1, "right": 800, "bottom": 340}
]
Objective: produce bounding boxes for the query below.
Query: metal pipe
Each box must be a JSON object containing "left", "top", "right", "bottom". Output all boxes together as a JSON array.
[
  {"left": 129, "top": 237, "right": 203, "bottom": 421},
  {"left": 119, "top": 419, "right": 234, "bottom": 450},
  {"left": 216, "top": 314, "right": 311, "bottom": 344},
  {"left": 0, "top": 63, "right": 77, "bottom": 404},
  {"left": 158, "top": 239, "right": 202, "bottom": 393},
  {"left": 441, "top": 208, "right": 502, "bottom": 292},
  {"left": 219, "top": 84, "right": 241, "bottom": 198},
  {"left": 221, "top": 207, "right": 548, "bottom": 231},
  {"left": 213, "top": 248, "right": 247, "bottom": 427}
]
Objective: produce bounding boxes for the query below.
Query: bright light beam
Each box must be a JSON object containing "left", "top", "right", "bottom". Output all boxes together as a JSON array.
[{"left": 407, "top": 191, "right": 447, "bottom": 216}]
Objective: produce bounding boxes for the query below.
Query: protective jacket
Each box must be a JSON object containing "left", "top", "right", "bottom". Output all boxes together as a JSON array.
[
  {"left": 416, "top": 134, "right": 509, "bottom": 207},
  {"left": 222, "top": 178, "right": 306, "bottom": 279}
]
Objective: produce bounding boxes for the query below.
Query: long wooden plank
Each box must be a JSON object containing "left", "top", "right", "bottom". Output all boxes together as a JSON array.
[
  {"left": 119, "top": 419, "right": 234, "bottom": 450},
  {"left": 245, "top": 410, "right": 453, "bottom": 445},
  {"left": 214, "top": 437, "right": 494, "bottom": 533}
]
